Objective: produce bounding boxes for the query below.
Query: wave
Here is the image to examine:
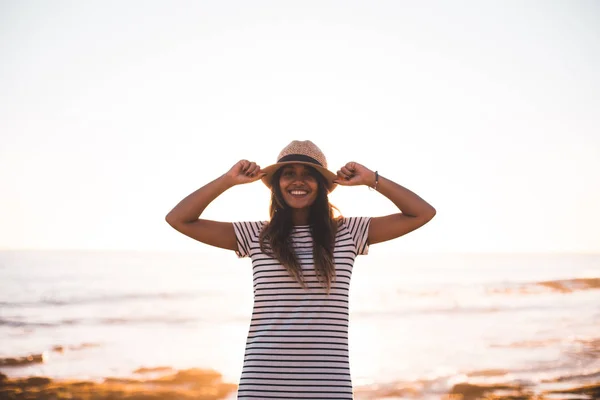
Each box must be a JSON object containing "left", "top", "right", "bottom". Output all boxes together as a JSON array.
[
  {"left": 354, "top": 361, "right": 600, "bottom": 399},
  {"left": 491, "top": 338, "right": 564, "bottom": 349},
  {"left": 0, "top": 318, "right": 59, "bottom": 328},
  {"left": 563, "top": 338, "right": 600, "bottom": 361},
  {"left": 352, "top": 302, "right": 566, "bottom": 319},
  {"left": 488, "top": 278, "right": 600, "bottom": 295},
  {"left": 385, "top": 277, "right": 600, "bottom": 297},
  {"left": 99, "top": 316, "right": 196, "bottom": 325},
  {"left": 0, "top": 291, "right": 202, "bottom": 308},
  {"left": 373, "top": 278, "right": 600, "bottom": 299},
  {"left": 2, "top": 302, "right": 564, "bottom": 328},
  {"left": 536, "top": 278, "right": 600, "bottom": 292},
  {"left": 0, "top": 316, "right": 197, "bottom": 328},
  {"left": 543, "top": 369, "right": 600, "bottom": 383},
  {"left": 1, "top": 279, "right": 597, "bottom": 312}
]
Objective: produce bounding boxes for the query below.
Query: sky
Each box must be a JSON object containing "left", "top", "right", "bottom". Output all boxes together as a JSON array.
[{"left": 1, "top": 0, "right": 599, "bottom": 253}]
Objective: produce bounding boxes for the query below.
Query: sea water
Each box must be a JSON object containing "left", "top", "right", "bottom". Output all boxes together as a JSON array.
[{"left": 1, "top": 250, "right": 599, "bottom": 397}]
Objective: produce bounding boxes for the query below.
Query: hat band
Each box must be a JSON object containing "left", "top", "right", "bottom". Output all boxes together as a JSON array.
[{"left": 278, "top": 154, "right": 323, "bottom": 167}]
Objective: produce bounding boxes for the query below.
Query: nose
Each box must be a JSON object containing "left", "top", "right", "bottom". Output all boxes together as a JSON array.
[{"left": 294, "top": 175, "right": 312, "bottom": 186}]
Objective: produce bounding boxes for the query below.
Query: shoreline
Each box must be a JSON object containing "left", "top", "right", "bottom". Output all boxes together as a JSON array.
[
  {"left": 0, "top": 368, "right": 237, "bottom": 400},
  {"left": 2, "top": 337, "right": 600, "bottom": 399},
  {"left": 1, "top": 366, "right": 599, "bottom": 400}
]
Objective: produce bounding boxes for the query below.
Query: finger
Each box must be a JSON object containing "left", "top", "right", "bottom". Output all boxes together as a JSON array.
[
  {"left": 337, "top": 170, "right": 351, "bottom": 181},
  {"left": 247, "top": 164, "right": 261, "bottom": 177},
  {"left": 244, "top": 164, "right": 257, "bottom": 177},
  {"left": 239, "top": 160, "right": 250, "bottom": 172},
  {"left": 252, "top": 164, "right": 262, "bottom": 175},
  {"left": 249, "top": 169, "right": 267, "bottom": 182},
  {"left": 244, "top": 162, "right": 257, "bottom": 176},
  {"left": 340, "top": 166, "right": 355, "bottom": 177},
  {"left": 334, "top": 176, "right": 355, "bottom": 186}
]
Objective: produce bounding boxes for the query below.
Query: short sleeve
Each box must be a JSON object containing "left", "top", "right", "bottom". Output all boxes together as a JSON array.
[
  {"left": 340, "top": 216, "right": 372, "bottom": 255},
  {"left": 232, "top": 221, "right": 266, "bottom": 258}
]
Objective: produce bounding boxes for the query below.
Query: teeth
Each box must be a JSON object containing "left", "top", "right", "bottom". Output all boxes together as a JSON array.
[{"left": 290, "top": 190, "right": 308, "bottom": 195}]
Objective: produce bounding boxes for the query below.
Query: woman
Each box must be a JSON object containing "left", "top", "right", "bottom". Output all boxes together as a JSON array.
[{"left": 165, "top": 140, "right": 436, "bottom": 399}]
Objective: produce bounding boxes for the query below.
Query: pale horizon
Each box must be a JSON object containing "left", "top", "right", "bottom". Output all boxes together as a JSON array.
[{"left": 1, "top": 1, "right": 599, "bottom": 254}]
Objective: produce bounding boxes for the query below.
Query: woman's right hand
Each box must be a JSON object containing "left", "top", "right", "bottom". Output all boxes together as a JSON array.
[{"left": 224, "top": 160, "right": 265, "bottom": 185}]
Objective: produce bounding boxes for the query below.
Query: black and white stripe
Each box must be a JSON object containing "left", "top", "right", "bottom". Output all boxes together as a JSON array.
[{"left": 232, "top": 217, "right": 371, "bottom": 399}]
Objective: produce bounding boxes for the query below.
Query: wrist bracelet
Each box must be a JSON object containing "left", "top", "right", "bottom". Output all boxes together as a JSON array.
[{"left": 370, "top": 171, "right": 379, "bottom": 191}]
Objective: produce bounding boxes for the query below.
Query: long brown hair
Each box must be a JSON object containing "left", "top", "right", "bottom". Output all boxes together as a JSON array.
[{"left": 259, "top": 166, "right": 338, "bottom": 292}]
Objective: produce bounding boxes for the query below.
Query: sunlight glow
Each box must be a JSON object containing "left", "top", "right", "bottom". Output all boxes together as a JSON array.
[{"left": 1, "top": 1, "right": 599, "bottom": 253}]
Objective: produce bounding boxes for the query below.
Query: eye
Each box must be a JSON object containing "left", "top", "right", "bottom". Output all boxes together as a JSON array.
[
  {"left": 305, "top": 170, "right": 318, "bottom": 180},
  {"left": 282, "top": 170, "right": 294, "bottom": 177}
]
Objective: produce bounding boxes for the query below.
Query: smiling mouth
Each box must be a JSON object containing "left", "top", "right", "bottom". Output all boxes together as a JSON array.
[{"left": 289, "top": 190, "right": 309, "bottom": 197}]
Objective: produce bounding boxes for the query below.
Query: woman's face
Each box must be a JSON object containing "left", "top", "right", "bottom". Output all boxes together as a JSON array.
[{"left": 278, "top": 164, "right": 319, "bottom": 209}]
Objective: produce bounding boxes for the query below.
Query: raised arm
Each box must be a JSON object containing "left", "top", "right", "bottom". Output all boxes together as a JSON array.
[
  {"left": 334, "top": 162, "right": 436, "bottom": 245},
  {"left": 165, "top": 160, "right": 264, "bottom": 251}
]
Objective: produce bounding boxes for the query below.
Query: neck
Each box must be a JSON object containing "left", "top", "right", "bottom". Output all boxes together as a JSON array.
[{"left": 291, "top": 208, "right": 310, "bottom": 226}]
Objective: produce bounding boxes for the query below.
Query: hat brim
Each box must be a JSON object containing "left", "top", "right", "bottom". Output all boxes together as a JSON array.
[{"left": 261, "top": 161, "right": 338, "bottom": 192}]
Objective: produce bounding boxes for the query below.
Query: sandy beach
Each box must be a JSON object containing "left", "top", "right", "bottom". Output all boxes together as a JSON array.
[
  {"left": 0, "top": 367, "right": 236, "bottom": 400},
  {"left": 1, "top": 363, "right": 599, "bottom": 400},
  {"left": 2, "top": 343, "right": 600, "bottom": 400},
  {"left": 2, "top": 251, "right": 599, "bottom": 399}
]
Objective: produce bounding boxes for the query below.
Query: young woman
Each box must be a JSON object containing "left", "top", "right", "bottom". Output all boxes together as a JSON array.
[{"left": 165, "top": 140, "right": 436, "bottom": 399}]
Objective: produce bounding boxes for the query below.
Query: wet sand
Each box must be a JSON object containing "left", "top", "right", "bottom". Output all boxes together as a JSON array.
[
  {"left": 352, "top": 380, "right": 600, "bottom": 399},
  {"left": 0, "top": 368, "right": 237, "bottom": 400},
  {"left": 2, "top": 341, "right": 600, "bottom": 400},
  {"left": 1, "top": 368, "right": 599, "bottom": 400},
  {"left": 447, "top": 382, "right": 600, "bottom": 400}
]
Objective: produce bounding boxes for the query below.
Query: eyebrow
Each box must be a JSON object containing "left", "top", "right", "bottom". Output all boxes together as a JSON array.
[{"left": 282, "top": 165, "right": 313, "bottom": 174}]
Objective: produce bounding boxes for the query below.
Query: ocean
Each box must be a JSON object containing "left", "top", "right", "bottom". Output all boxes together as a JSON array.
[{"left": 1, "top": 250, "right": 599, "bottom": 399}]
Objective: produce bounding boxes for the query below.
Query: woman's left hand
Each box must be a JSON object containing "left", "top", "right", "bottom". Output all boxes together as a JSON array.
[{"left": 334, "top": 162, "right": 376, "bottom": 187}]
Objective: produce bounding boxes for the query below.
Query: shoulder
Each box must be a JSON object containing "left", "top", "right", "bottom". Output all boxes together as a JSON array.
[
  {"left": 335, "top": 216, "right": 372, "bottom": 255},
  {"left": 336, "top": 216, "right": 372, "bottom": 240},
  {"left": 233, "top": 221, "right": 268, "bottom": 229},
  {"left": 336, "top": 216, "right": 371, "bottom": 229},
  {"left": 232, "top": 221, "right": 268, "bottom": 238}
]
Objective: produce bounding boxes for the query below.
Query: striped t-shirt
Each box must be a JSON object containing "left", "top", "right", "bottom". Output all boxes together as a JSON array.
[{"left": 232, "top": 216, "right": 371, "bottom": 399}]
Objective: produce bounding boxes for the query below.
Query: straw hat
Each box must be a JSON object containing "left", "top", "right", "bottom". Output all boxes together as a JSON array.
[{"left": 261, "top": 140, "right": 338, "bottom": 192}]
